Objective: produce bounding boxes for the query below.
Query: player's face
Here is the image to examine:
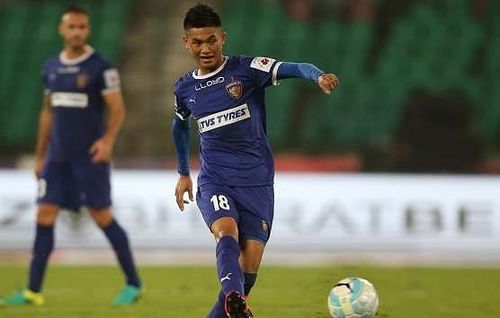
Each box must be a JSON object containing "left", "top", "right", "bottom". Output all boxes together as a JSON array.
[
  {"left": 183, "top": 27, "right": 225, "bottom": 74},
  {"left": 59, "top": 13, "right": 90, "bottom": 50}
]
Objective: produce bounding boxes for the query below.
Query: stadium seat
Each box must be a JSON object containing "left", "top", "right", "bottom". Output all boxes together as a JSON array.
[
  {"left": 266, "top": 80, "right": 299, "bottom": 148},
  {"left": 2, "top": 0, "right": 499, "bottom": 156},
  {"left": 0, "top": 3, "right": 34, "bottom": 144},
  {"left": 314, "top": 21, "right": 343, "bottom": 69},
  {"left": 222, "top": 1, "right": 256, "bottom": 55},
  {"left": 0, "top": 0, "right": 134, "bottom": 150}
]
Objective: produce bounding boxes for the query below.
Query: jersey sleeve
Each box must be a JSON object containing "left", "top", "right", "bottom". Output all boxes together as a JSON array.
[
  {"left": 173, "top": 91, "right": 191, "bottom": 121},
  {"left": 242, "top": 56, "right": 282, "bottom": 88},
  {"left": 98, "top": 59, "right": 121, "bottom": 95}
]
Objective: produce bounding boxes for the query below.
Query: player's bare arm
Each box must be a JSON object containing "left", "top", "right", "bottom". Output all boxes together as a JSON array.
[
  {"left": 89, "top": 91, "right": 125, "bottom": 163},
  {"left": 175, "top": 175, "right": 193, "bottom": 211},
  {"left": 34, "top": 94, "right": 53, "bottom": 178}
]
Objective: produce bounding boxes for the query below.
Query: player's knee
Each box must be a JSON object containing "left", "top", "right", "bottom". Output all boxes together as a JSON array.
[
  {"left": 89, "top": 208, "right": 113, "bottom": 228},
  {"left": 215, "top": 232, "right": 239, "bottom": 241},
  {"left": 36, "top": 204, "right": 59, "bottom": 226},
  {"left": 211, "top": 217, "right": 239, "bottom": 240},
  {"left": 37, "top": 215, "right": 56, "bottom": 226},
  {"left": 241, "top": 256, "right": 261, "bottom": 273}
]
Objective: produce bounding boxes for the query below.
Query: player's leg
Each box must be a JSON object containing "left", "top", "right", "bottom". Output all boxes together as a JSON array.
[
  {"left": 198, "top": 186, "right": 244, "bottom": 298},
  {"left": 197, "top": 185, "right": 250, "bottom": 318},
  {"left": 228, "top": 185, "right": 273, "bottom": 317},
  {"left": 72, "top": 159, "right": 143, "bottom": 305},
  {"left": 208, "top": 240, "right": 262, "bottom": 318},
  {"left": 1, "top": 162, "right": 68, "bottom": 306},
  {"left": 215, "top": 239, "right": 263, "bottom": 318},
  {"left": 206, "top": 239, "right": 263, "bottom": 318},
  {"left": 1, "top": 204, "right": 59, "bottom": 306},
  {"left": 211, "top": 216, "right": 243, "bottom": 295},
  {"left": 77, "top": 161, "right": 142, "bottom": 304},
  {"left": 239, "top": 239, "right": 265, "bottom": 298},
  {"left": 237, "top": 184, "right": 273, "bottom": 298},
  {"left": 88, "top": 207, "right": 142, "bottom": 294},
  {"left": 211, "top": 217, "right": 252, "bottom": 318},
  {"left": 28, "top": 204, "right": 59, "bottom": 294}
]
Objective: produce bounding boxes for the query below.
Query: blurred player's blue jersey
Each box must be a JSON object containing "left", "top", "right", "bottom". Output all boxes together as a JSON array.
[
  {"left": 42, "top": 47, "right": 120, "bottom": 161},
  {"left": 174, "top": 56, "right": 281, "bottom": 186},
  {"left": 38, "top": 47, "right": 119, "bottom": 209}
]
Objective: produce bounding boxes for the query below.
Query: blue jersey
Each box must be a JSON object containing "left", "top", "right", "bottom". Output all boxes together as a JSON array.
[
  {"left": 42, "top": 47, "right": 121, "bottom": 162},
  {"left": 174, "top": 56, "right": 282, "bottom": 187}
]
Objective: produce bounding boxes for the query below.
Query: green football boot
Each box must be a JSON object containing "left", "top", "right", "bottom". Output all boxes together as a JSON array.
[
  {"left": 0, "top": 289, "right": 45, "bottom": 306},
  {"left": 112, "top": 284, "right": 144, "bottom": 305}
]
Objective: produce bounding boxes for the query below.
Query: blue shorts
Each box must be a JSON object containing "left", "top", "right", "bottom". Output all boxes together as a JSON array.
[
  {"left": 196, "top": 184, "right": 274, "bottom": 243},
  {"left": 37, "top": 160, "right": 111, "bottom": 211}
]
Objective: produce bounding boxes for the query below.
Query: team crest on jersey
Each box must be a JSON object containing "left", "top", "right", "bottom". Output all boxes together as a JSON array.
[
  {"left": 225, "top": 79, "right": 242, "bottom": 99},
  {"left": 76, "top": 73, "right": 90, "bottom": 88}
]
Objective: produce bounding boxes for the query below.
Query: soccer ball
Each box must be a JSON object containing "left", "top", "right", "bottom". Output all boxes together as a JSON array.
[{"left": 327, "top": 277, "right": 379, "bottom": 318}]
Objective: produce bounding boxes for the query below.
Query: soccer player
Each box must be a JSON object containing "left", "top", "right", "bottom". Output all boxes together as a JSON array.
[
  {"left": 173, "top": 4, "right": 338, "bottom": 318},
  {"left": 0, "top": 5, "right": 142, "bottom": 306}
]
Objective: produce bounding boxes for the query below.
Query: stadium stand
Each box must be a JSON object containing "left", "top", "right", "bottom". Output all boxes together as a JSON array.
[
  {"left": 1, "top": 0, "right": 499, "bottom": 168},
  {"left": 0, "top": 0, "right": 133, "bottom": 154},
  {"left": 221, "top": 0, "right": 498, "bottom": 155}
]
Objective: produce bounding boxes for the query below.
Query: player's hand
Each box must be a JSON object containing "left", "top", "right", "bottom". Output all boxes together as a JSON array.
[
  {"left": 318, "top": 73, "right": 339, "bottom": 95},
  {"left": 175, "top": 175, "right": 194, "bottom": 212},
  {"left": 34, "top": 158, "right": 45, "bottom": 178},
  {"left": 89, "top": 138, "right": 113, "bottom": 163}
]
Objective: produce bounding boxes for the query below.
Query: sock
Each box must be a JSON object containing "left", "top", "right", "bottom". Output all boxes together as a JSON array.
[
  {"left": 216, "top": 236, "right": 244, "bottom": 295},
  {"left": 244, "top": 272, "right": 257, "bottom": 297},
  {"left": 207, "top": 290, "right": 226, "bottom": 318},
  {"left": 207, "top": 236, "right": 244, "bottom": 317},
  {"left": 102, "top": 219, "right": 141, "bottom": 287},
  {"left": 28, "top": 224, "right": 54, "bottom": 292}
]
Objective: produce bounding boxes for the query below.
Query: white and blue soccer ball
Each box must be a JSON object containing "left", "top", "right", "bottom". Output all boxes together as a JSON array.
[{"left": 327, "top": 277, "right": 379, "bottom": 318}]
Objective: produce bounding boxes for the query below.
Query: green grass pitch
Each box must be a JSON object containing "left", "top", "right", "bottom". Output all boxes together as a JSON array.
[{"left": 1, "top": 264, "right": 499, "bottom": 317}]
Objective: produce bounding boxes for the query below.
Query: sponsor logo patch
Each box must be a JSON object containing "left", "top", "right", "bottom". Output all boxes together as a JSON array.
[
  {"left": 103, "top": 68, "right": 120, "bottom": 90},
  {"left": 250, "top": 56, "right": 275, "bottom": 73},
  {"left": 195, "top": 76, "right": 225, "bottom": 91},
  {"left": 57, "top": 66, "right": 80, "bottom": 74},
  {"left": 51, "top": 92, "right": 88, "bottom": 108},
  {"left": 197, "top": 104, "right": 250, "bottom": 133}
]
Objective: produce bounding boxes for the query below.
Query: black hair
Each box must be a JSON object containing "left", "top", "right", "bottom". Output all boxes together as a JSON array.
[
  {"left": 183, "top": 3, "right": 221, "bottom": 30},
  {"left": 63, "top": 4, "right": 88, "bottom": 16}
]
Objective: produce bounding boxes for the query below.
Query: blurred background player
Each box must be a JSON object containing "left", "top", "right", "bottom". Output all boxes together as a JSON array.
[
  {"left": 173, "top": 4, "right": 338, "bottom": 318},
  {"left": 0, "top": 5, "right": 143, "bottom": 306}
]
